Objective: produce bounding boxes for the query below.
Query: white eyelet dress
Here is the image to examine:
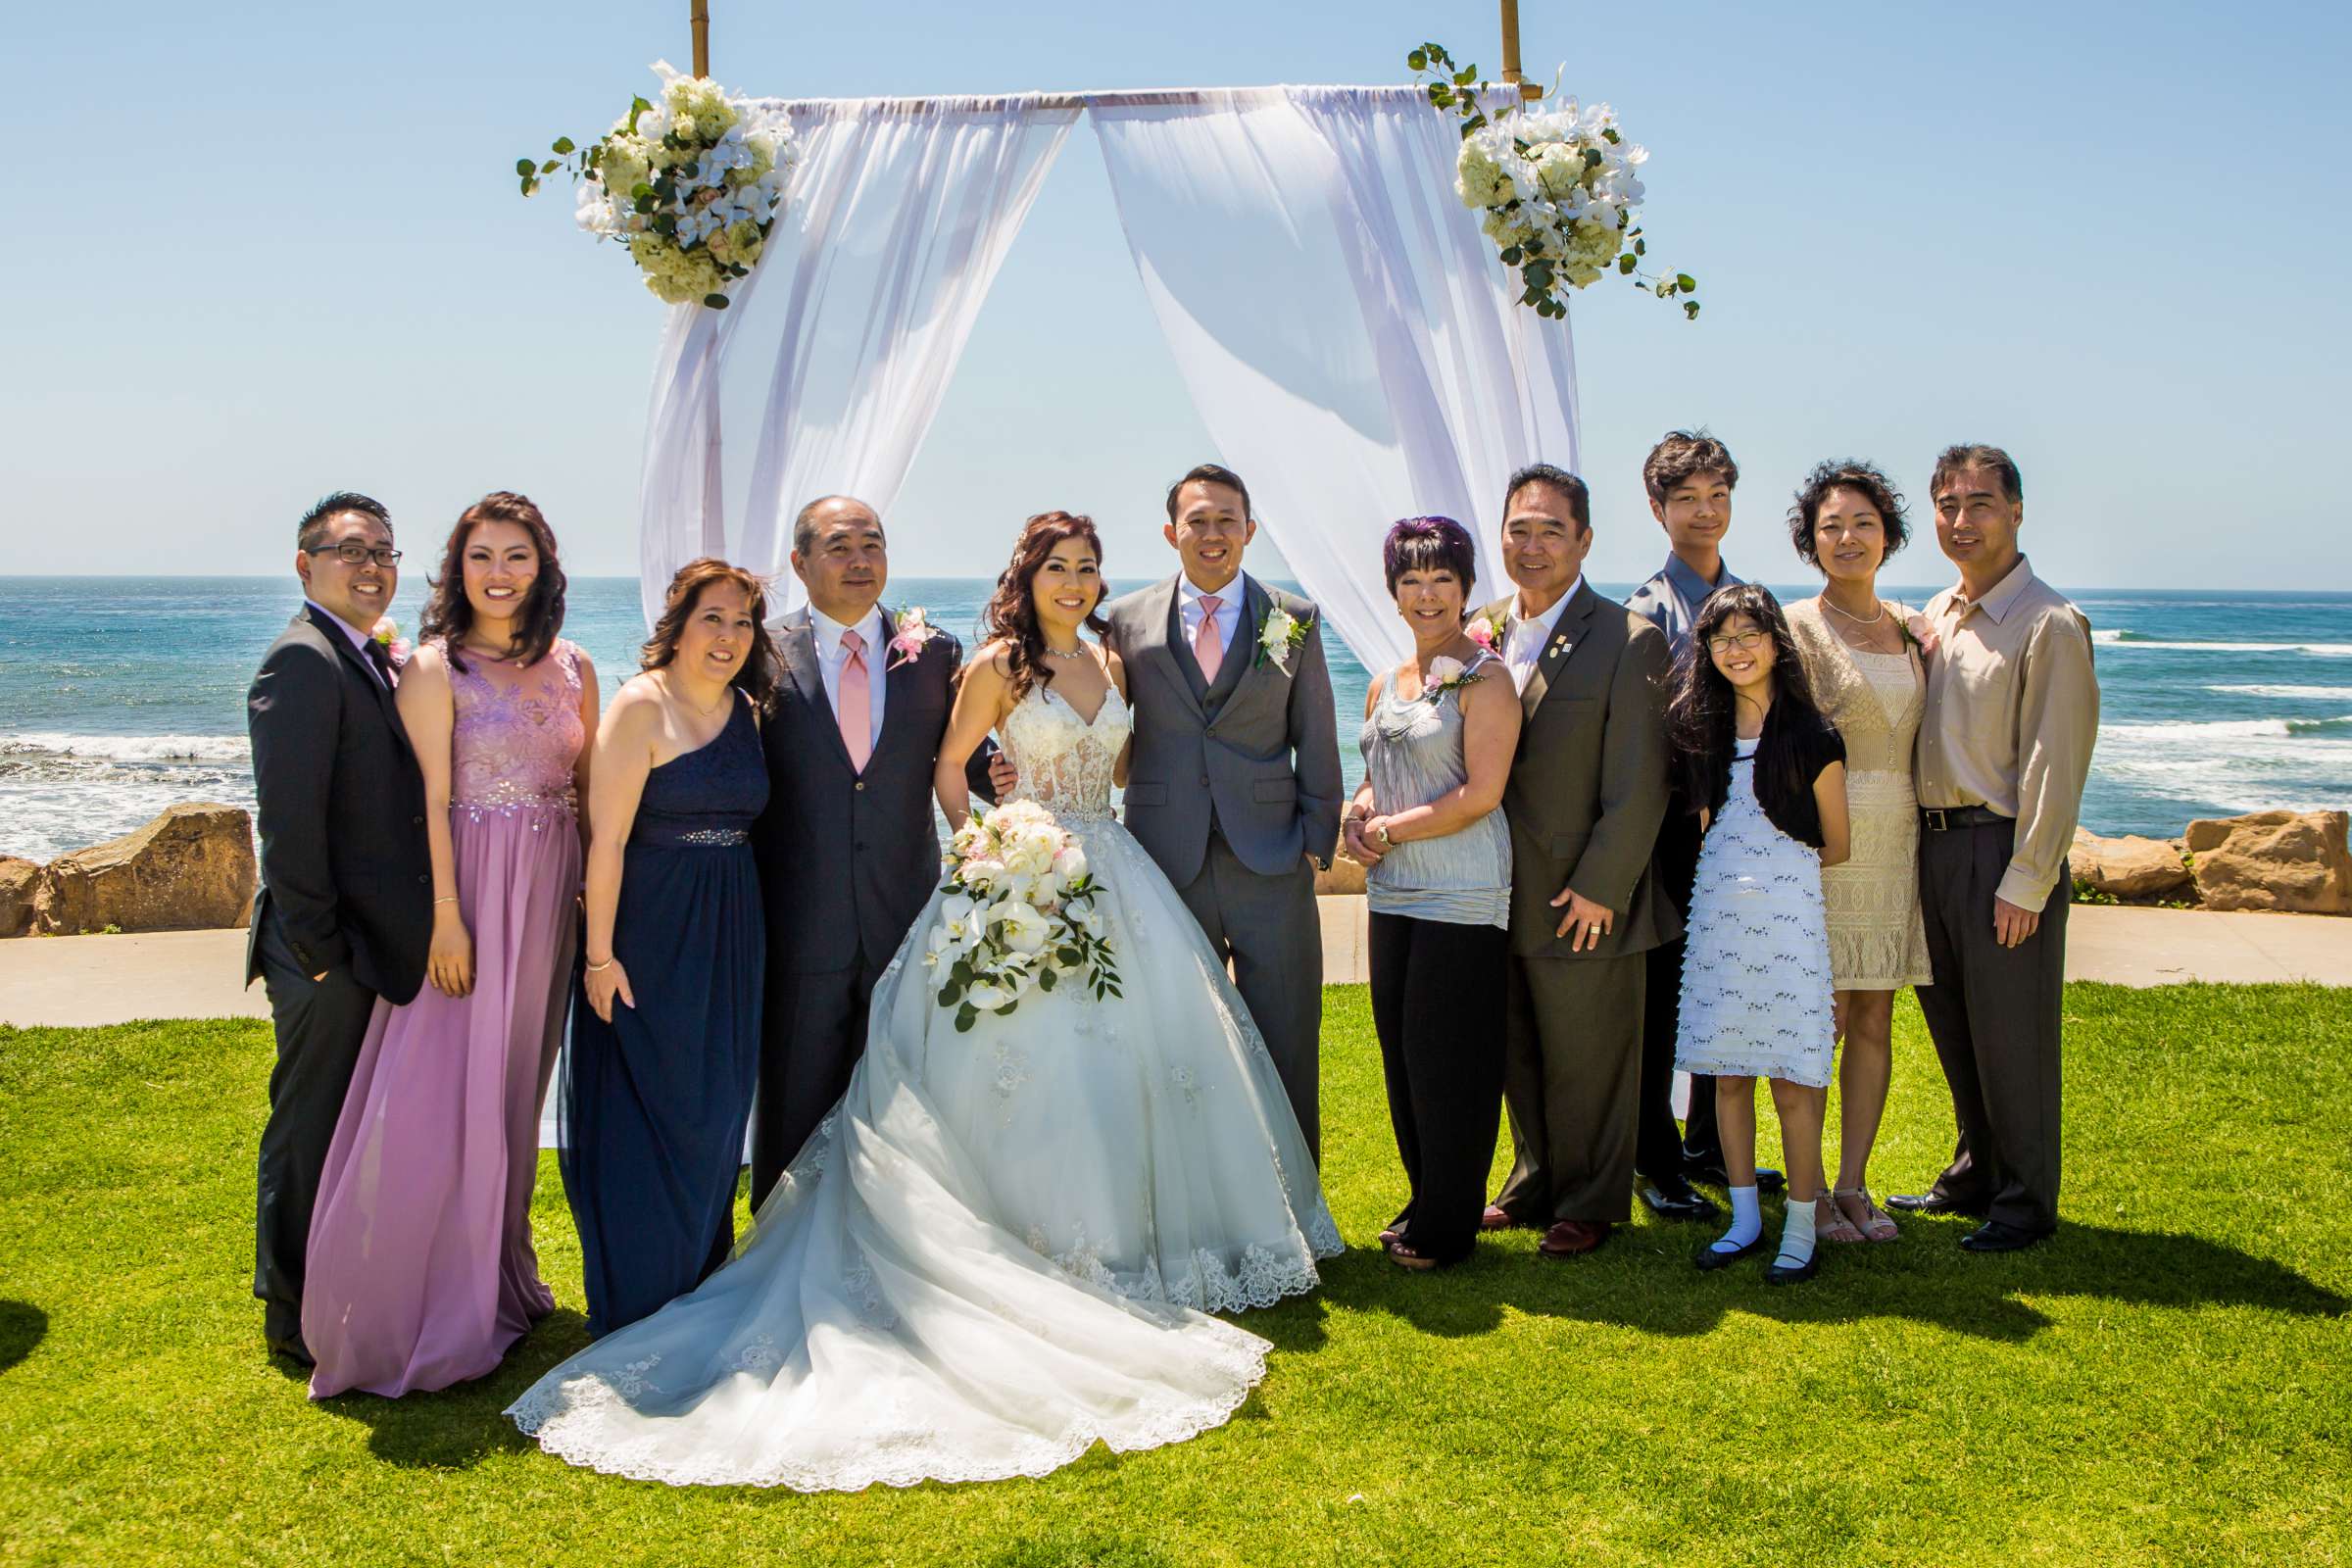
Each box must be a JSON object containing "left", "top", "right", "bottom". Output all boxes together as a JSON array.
[{"left": 1673, "top": 738, "right": 1837, "bottom": 1088}]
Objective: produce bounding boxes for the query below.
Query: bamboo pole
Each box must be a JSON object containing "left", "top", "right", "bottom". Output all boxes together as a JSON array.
[
  {"left": 1497, "top": 0, "right": 1542, "bottom": 99},
  {"left": 691, "top": 0, "right": 710, "bottom": 78}
]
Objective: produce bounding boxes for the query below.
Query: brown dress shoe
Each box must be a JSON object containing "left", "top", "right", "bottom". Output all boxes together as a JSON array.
[
  {"left": 1539, "top": 1219, "right": 1611, "bottom": 1258},
  {"left": 1481, "top": 1204, "right": 1518, "bottom": 1231}
]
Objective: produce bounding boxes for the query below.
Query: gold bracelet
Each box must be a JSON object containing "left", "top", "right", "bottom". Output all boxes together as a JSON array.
[
  {"left": 433, "top": 895, "right": 459, "bottom": 906},
  {"left": 584, "top": 958, "right": 613, "bottom": 974}
]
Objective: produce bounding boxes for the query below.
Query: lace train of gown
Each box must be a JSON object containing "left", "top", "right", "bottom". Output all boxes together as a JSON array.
[{"left": 508, "top": 677, "right": 1341, "bottom": 1490}]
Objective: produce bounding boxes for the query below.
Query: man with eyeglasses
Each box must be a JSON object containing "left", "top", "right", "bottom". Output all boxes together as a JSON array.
[{"left": 243, "top": 491, "right": 432, "bottom": 1365}]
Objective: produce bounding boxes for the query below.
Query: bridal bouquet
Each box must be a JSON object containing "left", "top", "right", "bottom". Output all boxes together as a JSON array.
[
  {"left": 1411, "top": 41, "right": 1697, "bottom": 320},
  {"left": 926, "top": 800, "right": 1121, "bottom": 1032},
  {"left": 517, "top": 62, "right": 796, "bottom": 309}
]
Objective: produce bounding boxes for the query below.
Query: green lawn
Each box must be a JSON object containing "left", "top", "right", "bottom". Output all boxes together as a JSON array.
[{"left": 2, "top": 985, "right": 2347, "bottom": 1566}]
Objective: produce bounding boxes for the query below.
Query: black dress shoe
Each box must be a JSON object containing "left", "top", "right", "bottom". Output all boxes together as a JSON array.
[
  {"left": 1641, "top": 1172, "right": 1721, "bottom": 1222},
  {"left": 1886, "top": 1190, "right": 1990, "bottom": 1217},
  {"left": 266, "top": 1334, "right": 315, "bottom": 1367},
  {"left": 1764, "top": 1251, "right": 1820, "bottom": 1285},
  {"left": 1959, "top": 1220, "right": 2051, "bottom": 1253},
  {"left": 1683, "top": 1160, "right": 1787, "bottom": 1196},
  {"left": 1692, "top": 1235, "right": 1765, "bottom": 1271}
]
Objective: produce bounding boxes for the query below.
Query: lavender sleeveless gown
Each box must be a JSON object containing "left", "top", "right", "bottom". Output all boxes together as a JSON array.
[{"left": 303, "top": 642, "right": 586, "bottom": 1398}]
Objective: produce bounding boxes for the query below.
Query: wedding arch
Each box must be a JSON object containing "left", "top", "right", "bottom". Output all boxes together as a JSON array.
[{"left": 620, "top": 7, "right": 1582, "bottom": 671}]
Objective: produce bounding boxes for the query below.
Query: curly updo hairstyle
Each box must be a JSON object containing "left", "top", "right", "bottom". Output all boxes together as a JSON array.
[
  {"left": 419, "top": 491, "right": 568, "bottom": 672},
  {"left": 638, "top": 557, "right": 782, "bottom": 712},
  {"left": 1787, "top": 460, "right": 1910, "bottom": 569},
  {"left": 979, "top": 511, "right": 1108, "bottom": 702}
]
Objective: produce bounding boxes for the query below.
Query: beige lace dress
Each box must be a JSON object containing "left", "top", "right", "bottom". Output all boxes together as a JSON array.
[{"left": 1786, "top": 599, "right": 1934, "bottom": 991}]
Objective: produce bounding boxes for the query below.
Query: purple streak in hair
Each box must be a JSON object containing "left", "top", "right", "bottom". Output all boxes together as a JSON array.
[{"left": 1382, "top": 514, "right": 1478, "bottom": 596}]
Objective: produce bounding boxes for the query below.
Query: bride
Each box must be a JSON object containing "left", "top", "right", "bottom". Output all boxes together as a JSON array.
[{"left": 508, "top": 511, "right": 1341, "bottom": 1490}]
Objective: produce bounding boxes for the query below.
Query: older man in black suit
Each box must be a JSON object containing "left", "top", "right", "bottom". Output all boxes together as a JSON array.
[{"left": 245, "top": 492, "right": 431, "bottom": 1364}]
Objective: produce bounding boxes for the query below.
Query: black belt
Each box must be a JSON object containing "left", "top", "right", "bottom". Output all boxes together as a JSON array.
[{"left": 1920, "top": 806, "right": 2012, "bottom": 832}]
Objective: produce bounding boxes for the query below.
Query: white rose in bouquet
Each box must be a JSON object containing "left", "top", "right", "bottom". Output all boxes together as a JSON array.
[{"left": 1053, "top": 843, "right": 1088, "bottom": 884}]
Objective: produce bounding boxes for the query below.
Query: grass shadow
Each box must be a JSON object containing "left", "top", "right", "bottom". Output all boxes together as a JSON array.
[
  {"left": 1319, "top": 1214, "right": 2348, "bottom": 1345},
  {"left": 314, "top": 1308, "right": 591, "bottom": 1470},
  {"left": 0, "top": 1299, "right": 47, "bottom": 1376}
]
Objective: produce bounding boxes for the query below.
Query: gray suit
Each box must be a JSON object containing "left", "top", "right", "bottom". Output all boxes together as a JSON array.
[
  {"left": 1103, "top": 572, "right": 1344, "bottom": 1157},
  {"left": 1483, "top": 582, "right": 1678, "bottom": 1226}
]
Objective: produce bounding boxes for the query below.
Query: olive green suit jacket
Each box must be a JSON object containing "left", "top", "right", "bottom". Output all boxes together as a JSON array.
[{"left": 1485, "top": 581, "right": 1680, "bottom": 961}]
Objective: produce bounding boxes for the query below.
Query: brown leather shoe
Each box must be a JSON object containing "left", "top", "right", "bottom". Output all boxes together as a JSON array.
[
  {"left": 1481, "top": 1204, "right": 1518, "bottom": 1231},
  {"left": 1539, "top": 1219, "right": 1611, "bottom": 1258}
]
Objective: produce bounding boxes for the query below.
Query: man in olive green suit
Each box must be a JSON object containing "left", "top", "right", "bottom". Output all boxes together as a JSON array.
[{"left": 1479, "top": 464, "right": 1678, "bottom": 1258}]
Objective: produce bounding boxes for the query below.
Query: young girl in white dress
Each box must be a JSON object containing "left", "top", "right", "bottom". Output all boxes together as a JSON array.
[{"left": 1668, "top": 585, "right": 1850, "bottom": 1283}]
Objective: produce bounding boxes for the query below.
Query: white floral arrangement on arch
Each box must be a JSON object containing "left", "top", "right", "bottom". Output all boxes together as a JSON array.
[
  {"left": 926, "top": 800, "right": 1122, "bottom": 1032},
  {"left": 517, "top": 62, "right": 796, "bottom": 309},
  {"left": 1410, "top": 41, "right": 1698, "bottom": 320}
]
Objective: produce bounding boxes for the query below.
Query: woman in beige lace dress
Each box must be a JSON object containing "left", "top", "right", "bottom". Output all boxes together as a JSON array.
[{"left": 1784, "top": 462, "right": 1933, "bottom": 1245}]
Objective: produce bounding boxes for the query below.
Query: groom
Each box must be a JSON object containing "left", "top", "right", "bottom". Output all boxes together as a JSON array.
[
  {"left": 244, "top": 492, "right": 431, "bottom": 1363},
  {"left": 1101, "top": 464, "right": 1342, "bottom": 1158},
  {"left": 749, "top": 496, "right": 996, "bottom": 1208}
]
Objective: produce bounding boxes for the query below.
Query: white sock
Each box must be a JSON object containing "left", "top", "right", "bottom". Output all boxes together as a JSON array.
[
  {"left": 1711, "top": 1185, "right": 1761, "bottom": 1253},
  {"left": 1776, "top": 1196, "right": 1819, "bottom": 1270}
]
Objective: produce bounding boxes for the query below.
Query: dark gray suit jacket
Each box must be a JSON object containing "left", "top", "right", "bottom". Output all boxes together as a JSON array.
[
  {"left": 1485, "top": 582, "right": 1678, "bottom": 961},
  {"left": 1102, "top": 572, "right": 1343, "bottom": 886},
  {"left": 244, "top": 605, "right": 431, "bottom": 1003}
]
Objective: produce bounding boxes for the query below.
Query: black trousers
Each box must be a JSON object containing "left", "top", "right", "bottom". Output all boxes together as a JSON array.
[
  {"left": 252, "top": 906, "right": 377, "bottom": 1345},
  {"left": 1638, "top": 805, "right": 1718, "bottom": 1174},
  {"left": 1915, "top": 818, "right": 2069, "bottom": 1235},
  {"left": 1369, "top": 911, "right": 1508, "bottom": 1264},
  {"left": 750, "top": 956, "right": 880, "bottom": 1210}
]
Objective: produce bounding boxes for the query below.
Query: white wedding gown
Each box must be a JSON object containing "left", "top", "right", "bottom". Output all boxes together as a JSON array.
[{"left": 508, "top": 677, "right": 1342, "bottom": 1490}]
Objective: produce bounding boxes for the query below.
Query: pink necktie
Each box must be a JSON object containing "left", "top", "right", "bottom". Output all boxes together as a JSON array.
[
  {"left": 1193, "top": 594, "right": 1224, "bottom": 683},
  {"left": 838, "top": 628, "right": 872, "bottom": 773}
]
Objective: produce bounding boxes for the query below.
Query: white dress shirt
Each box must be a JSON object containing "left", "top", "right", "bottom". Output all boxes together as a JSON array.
[
  {"left": 306, "top": 599, "right": 389, "bottom": 690},
  {"left": 1501, "top": 576, "right": 1583, "bottom": 693},
  {"left": 811, "top": 605, "right": 890, "bottom": 752},
  {"left": 1176, "top": 572, "right": 1247, "bottom": 672}
]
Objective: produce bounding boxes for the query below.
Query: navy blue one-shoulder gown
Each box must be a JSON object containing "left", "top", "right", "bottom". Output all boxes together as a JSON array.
[{"left": 562, "top": 693, "right": 767, "bottom": 1339}]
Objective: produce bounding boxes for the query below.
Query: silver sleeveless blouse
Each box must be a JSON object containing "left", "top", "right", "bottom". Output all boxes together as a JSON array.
[{"left": 1358, "top": 654, "right": 1511, "bottom": 928}]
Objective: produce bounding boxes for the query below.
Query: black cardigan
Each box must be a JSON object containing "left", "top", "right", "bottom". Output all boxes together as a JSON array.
[{"left": 1696, "top": 707, "right": 1845, "bottom": 850}]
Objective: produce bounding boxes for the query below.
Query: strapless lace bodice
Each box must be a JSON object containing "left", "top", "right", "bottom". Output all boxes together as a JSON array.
[{"left": 999, "top": 679, "right": 1131, "bottom": 822}]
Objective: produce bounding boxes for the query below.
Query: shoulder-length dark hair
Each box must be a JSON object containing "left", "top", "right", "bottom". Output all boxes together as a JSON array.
[
  {"left": 639, "top": 558, "right": 782, "bottom": 712},
  {"left": 1667, "top": 583, "right": 1838, "bottom": 846},
  {"left": 979, "top": 512, "right": 1109, "bottom": 701},
  {"left": 1787, "top": 460, "right": 1910, "bottom": 569},
  {"left": 418, "top": 492, "right": 567, "bottom": 672}
]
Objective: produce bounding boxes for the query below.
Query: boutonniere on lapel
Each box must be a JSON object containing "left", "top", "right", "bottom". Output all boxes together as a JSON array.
[
  {"left": 886, "top": 607, "right": 942, "bottom": 671},
  {"left": 1465, "top": 609, "right": 1509, "bottom": 654},
  {"left": 1900, "top": 610, "right": 1937, "bottom": 661},
  {"left": 369, "top": 616, "right": 413, "bottom": 669},
  {"left": 1255, "top": 604, "right": 1312, "bottom": 674}
]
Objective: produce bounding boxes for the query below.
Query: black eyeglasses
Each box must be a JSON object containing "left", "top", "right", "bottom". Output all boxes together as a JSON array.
[
  {"left": 308, "top": 542, "right": 403, "bottom": 567},
  {"left": 1705, "top": 630, "right": 1770, "bottom": 655}
]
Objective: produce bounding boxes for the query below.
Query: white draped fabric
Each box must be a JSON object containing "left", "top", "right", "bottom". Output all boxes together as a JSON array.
[
  {"left": 630, "top": 85, "right": 1579, "bottom": 671},
  {"left": 1092, "top": 86, "right": 1579, "bottom": 668}
]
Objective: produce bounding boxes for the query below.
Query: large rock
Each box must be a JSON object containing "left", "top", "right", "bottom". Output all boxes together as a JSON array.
[
  {"left": 1315, "top": 858, "right": 1367, "bottom": 897},
  {"left": 2071, "top": 827, "right": 2193, "bottom": 901},
  {"left": 2182, "top": 810, "right": 2352, "bottom": 915},
  {"left": 33, "top": 805, "right": 258, "bottom": 936},
  {"left": 0, "top": 857, "right": 36, "bottom": 938}
]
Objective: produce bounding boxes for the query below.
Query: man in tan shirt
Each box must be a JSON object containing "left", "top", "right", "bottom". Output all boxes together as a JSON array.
[{"left": 1889, "top": 445, "right": 2098, "bottom": 1252}]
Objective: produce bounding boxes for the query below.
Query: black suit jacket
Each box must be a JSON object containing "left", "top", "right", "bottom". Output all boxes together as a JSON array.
[
  {"left": 751, "top": 608, "right": 996, "bottom": 978},
  {"left": 244, "top": 606, "right": 432, "bottom": 1004}
]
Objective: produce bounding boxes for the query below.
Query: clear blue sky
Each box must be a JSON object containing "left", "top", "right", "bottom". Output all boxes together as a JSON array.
[{"left": 5, "top": 0, "right": 2347, "bottom": 590}]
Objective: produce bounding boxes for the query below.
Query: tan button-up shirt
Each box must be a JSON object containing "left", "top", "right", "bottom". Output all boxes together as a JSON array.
[{"left": 1917, "top": 557, "right": 2099, "bottom": 912}]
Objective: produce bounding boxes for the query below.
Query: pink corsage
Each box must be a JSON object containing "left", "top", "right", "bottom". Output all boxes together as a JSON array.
[
  {"left": 887, "top": 607, "right": 940, "bottom": 670},
  {"left": 1465, "top": 610, "right": 1507, "bottom": 652},
  {"left": 1901, "top": 612, "right": 1936, "bottom": 661},
  {"left": 371, "top": 617, "right": 414, "bottom": 668}
]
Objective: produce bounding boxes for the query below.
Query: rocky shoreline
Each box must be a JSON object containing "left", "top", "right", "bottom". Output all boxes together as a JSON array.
[{"left": 3, "top": 805, "right": 2346, "bottom": 939}]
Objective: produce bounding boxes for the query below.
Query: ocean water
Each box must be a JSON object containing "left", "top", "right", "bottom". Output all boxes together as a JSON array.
[{"left": 2, "top": 576, "right": 2346, "bottom": 863}]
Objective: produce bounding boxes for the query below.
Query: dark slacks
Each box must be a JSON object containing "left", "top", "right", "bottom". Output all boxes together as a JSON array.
[
  {"left": 750, "top": 956, "right": 881, "bottom": 1209},
  {"left": 252, "top": 907, "right": 377, "bottom": 1345},
  {"left": 1368, "top": 911, "right": 1508, "bottom": 1264},
  {"left": 1638, "top": 804, "right": 1715, "bottom": 1176},
  {"left": 1494, "top": 950, "right": 1646, "bottom": 1225},
  {"left": 1915, "top": 818, "right": 2069, "bottom": 1235},
  {"left": 1174, "top": 832, "right": 1324, "bottom": 1162}
]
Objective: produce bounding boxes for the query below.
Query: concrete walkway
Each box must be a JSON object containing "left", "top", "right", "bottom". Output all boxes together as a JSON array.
[{"left": 3, "top": 903, "right": 2349, "bottom": 1030}]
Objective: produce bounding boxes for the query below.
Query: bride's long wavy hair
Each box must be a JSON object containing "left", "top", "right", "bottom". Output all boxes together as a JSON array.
[{"left": 978, "top": 512, "right": 1109, "bottom": 701}]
